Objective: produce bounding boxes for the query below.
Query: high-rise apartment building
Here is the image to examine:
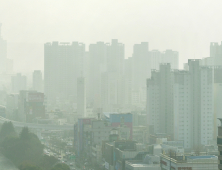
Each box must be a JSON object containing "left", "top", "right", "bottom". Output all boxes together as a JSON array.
[
  {"left": 214, "top": 67, "right": 222, "bottom": 138},
  {"left": 162, "top": 50, "right": 179, "bottom": 69},
  {"left": 123, "top": 58, "right": 133, "bottom": 108},
  {"left": 132, "top": 42, "right": 150, "bottom": 90},
  {"left": 147, "top": 60, "right": 215, "bottom": 149},
  {"left": 101, "top": 72, "right": 124, "bottom": 112},
  {"left": 173, "top": 70, "right": 192, "bottom": 149},
  {"left": 150, "top": 49, "right": 179, "bottom": 70},
  {"left": 88, "top": 40, "right": 125, "bottom": 112},
  {"left": 101, "top": 40, "right": 125, "bottom": 112},
  {"left": 106, "top": 39, "right": 124, "bottom": 73},
  {"left": 11, "top": 73, "right": 27, "bottom": 93},
  {"left": 88, "top": 42, "right": 107, "bottom": 108},
  {"left": 147, "top": 60, "right": 214, "bottom": 149},
  {"left": 33, "top": 70, "right": 43, "bottom": 92},
  {"left": 147, "top": 63, "right": 174, "bottom": 139},
  {"left": 44, "top": 42, "right": 85, "bottom": 108},
  {"left": 77, "top": 77, "right": 86, "bottom": 117},
  {"left": 210, "top": 42, "right": 222, "bottom": 66}
]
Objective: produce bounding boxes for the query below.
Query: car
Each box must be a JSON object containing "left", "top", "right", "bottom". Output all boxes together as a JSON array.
[{"left": 69, "top": 163, "right": 73, "bottom": 166}]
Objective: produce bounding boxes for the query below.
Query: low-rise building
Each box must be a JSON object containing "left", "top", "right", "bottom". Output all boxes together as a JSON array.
[
  {"left": 133, "top": 126, "right": 149, "bottom": 144},
  {"left": 160, "top": 154, "right": 217, "bottom": 170},
  {"left": 125, "top": 155, "right": 160, "bottom": 170},
  {"left": 103, "top": 140, "right": 149, "bottom": 170}
]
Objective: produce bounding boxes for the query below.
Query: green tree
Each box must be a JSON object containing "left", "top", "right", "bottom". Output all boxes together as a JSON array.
[
  {"left": 19, "top": 161, "right": 42, "bottom": 170},
  {"left": 0, "top": 121, "right": 17, "bottom": 142},
  {"left": 38, "top": 155, "right": 58, "bottom": 170},
  {"left": 20, "top": 127, "right": 30, "bottom": 141},
  {"left": 51, "top": 163, "right": 70, "bottom": 170},
  {"left": 1, "top": 126, "right": 44, "bottom": 166}
]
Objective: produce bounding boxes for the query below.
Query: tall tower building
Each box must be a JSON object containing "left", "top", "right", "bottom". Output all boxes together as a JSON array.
[
  {"left": 44, "top": 42, "right": 85, "bottom": 108},
  {"left": 88, "top": 42, "right": 107, "bottom": 108},
  {"left": 173, "top": 70, "right": 192, "bottom": 149},
  {"left": 88, "top": 40, "right": 125, "bottom": 111},
  {"left": 213, "top": 67, "right": 222, "bottom": 139},
  {"left": 187, "top": 60, "right": 214, "bottom": 147},
  {"left": 210, "top": 42, "right": 222, "bottom": 66},
  {"left": 106, "top": 39, "right": 124, "bottom": 73},
  {"left": 162, "top": 50, "right": 179, "bottom": 69},
  {"left": 150, "top": 49, "right": 179, "bottom": 70},
  {"left": 77, "top": 77, "right": 86, "bottom": 117},
  {"left": 147, "top": 60, "right": 214, "bottom": 149},
  {"left": 132, "top": 42, "right": 150, "bottom": 90},
  {"left": 147, "top": 63, "right": 174, "bottom": 139},
  {"left": 11, "top": 73, "right": 27, "bottom": 93},
  {"left": 0, "top": 23, "right": 7, "bottom": 73},
  {"left": 33, "top": 70, "right": 43, "bottom": 92}
]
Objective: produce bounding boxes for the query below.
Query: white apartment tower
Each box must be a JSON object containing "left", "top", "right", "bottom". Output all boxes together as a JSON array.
[
  {"left": 11, "top": 73, "right": 27, "bottom": 93},
  {"left": 147, "top": 63, "right": 174, "bottom": 139},
  {"left": 173, "top": 70, "right": 192, "bottom": 149},
  {"left": 150, "top": 50, "right": 179, "bottom": 70},
  {"left": 132, "top": 42, "right": 150, "bottom": 90},
  {"left": 33, "top": 70, "right": 43, "bottom": 92},
  {"left": 77, "top": 77, "right": 86, "bottom": 117},
  {"left": 147, "top": 60, "right": 214, "bottom": 149},
  {"left": 88, "top": 42, "right": 107, "bottom": 108},
  {"left": 44, "top": 42, "right": 85, "bottom": 107},
  {"left": 210, "top": 42, "right": 222, "bottom": 66}
]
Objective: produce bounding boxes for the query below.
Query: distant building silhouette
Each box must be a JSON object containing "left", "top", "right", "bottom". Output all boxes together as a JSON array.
[
  {"left": 44, "top": 41, "right": 85, "bottom": 109},
  {"left": 77, "top": 77, "right": 86, "bottom": 117},
  {"left": 147, "top": 60, "right": 214, "bottom": 149},
  {"left": 33, "top": 70, "right": 43, "bottom": 92},
  {"left": 11, "top": 73, "right": 27, "bottom": 93}
]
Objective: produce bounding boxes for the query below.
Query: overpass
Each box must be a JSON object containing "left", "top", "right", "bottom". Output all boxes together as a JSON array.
[{"left": 0, "top": 116, "right": 74, "bottom": 130}]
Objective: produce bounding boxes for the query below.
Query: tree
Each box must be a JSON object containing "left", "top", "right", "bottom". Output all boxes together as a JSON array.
[
  {"left": 19, "top": 161, "right": 42, "bottom": 170},
  {"left": 20, "top": 127, "right": 30, "bottom": 141},
  {"left": 0, "top": 121, "right": 17, "bottom": 142},
  {"left": 51, "top": 163, "right": 70, "bottom": 170},
  {"left": 38, "top": 155, "right": 59, "bottom": 170},
  {"left": 1, "top": 126, "right": 44, "bottom": 166}
]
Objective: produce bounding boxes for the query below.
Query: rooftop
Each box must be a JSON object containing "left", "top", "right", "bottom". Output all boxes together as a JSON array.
[
  {"left": 126, "top": 160, "right": 160, "bottom": 168},
  {"left": 187, "top": 155, "right": 217, "bottom": 160},
  {"left": 161, "top": 154, "right": 217, "bottom": 164}
]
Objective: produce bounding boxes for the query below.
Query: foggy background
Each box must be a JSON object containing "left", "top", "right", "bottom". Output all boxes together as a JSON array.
[{"left": 1, "top": 0, "right": 222, "bottom": 72}]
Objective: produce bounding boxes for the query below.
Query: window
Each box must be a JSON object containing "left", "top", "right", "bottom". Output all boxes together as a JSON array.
[{"left": 217, "top": 137, "right": 222, "bottom": 145}]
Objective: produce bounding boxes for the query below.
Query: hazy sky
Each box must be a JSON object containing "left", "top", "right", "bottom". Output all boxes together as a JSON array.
[{"left": 1, "top": 0, "right": 222, "bottom": 71}]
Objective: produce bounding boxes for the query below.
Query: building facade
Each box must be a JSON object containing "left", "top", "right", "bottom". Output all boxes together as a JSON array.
[
  {"left": 33, "top": 70, "right": 43, "bottom": 92},
  {"left": 44, "top": 42, "right": 85, "bottom": 109}
]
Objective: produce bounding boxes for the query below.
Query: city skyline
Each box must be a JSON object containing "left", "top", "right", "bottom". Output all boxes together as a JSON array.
[
  {"left": 0, "top": 1, "right": 222, "bottom": 170},
  {"left": 1, "top": 0, "right": 222, "bottom": 72}
]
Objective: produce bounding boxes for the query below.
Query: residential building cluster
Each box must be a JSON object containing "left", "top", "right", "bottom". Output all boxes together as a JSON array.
[
  {"left": 1, "top": 22, "right": 222, "bottom": 170},
  {"left": 44, "top": 40, "right": 179, "bottom": 115}
]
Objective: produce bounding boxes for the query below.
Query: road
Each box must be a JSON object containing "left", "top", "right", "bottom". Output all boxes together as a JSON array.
[
  {"left": 0, "top": 116, "right": 73, "bottom": 130},
  {"left": 45, "top": 147, "right": 80, "bottom": 170}
]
